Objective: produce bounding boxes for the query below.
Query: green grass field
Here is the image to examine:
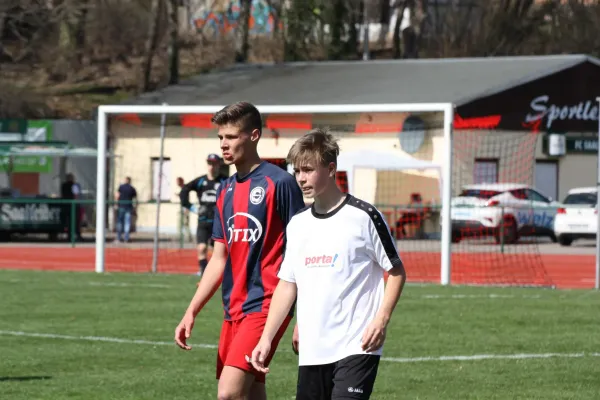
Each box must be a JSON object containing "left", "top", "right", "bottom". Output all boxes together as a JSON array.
[{"left": 1, "top": 269, "right": 599, "bottom": 399}]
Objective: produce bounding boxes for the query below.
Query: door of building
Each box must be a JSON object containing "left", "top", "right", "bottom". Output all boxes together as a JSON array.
[{"left": 535, "top": 161, "right": 558, "bottom": 201}]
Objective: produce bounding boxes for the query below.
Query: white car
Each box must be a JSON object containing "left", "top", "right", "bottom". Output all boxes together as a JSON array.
[
  {"left": 450, "top": 183, "right": 560, "bottom": 244},
  {"left": 553, "top": 187, "right": 597, "bottom": 246}
]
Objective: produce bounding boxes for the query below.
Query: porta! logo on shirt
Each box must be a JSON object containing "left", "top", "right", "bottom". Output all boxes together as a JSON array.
[{"left": 305, "top": 254, "right": 339, "bottom": 268}]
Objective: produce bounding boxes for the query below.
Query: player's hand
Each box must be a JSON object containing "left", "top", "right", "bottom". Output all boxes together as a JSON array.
[
  {"left": 174, "top": 312, "right": 195, "bottom": 350},
  {"left": 292, "top": 323, "right": 299, "bottom": 355},
  {"left": 249, "top": 338, "right": 272, "bottom": 374},
  {"left": 361, "top": 316, "right": 387, "bottom": 353}
]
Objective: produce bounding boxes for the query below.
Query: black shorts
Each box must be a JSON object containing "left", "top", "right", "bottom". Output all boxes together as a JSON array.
[
  {"left": 296, "top": 354, "right": 380, "bottom": 400},
  {"left": 196, "top": 221, "right": 214, "bottom": 245}
]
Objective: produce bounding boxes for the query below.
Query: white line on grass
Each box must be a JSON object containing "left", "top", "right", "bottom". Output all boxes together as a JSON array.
[
  {"left": 382, "top": 352, "right": 600, "bottom": 363},
  {"left": 10, "top": 279, "right": 549, "bottom": 299},
  {"left": 86, "top": 282, "right": 172, "bottom": 288},
  {"left": 419, "top": 294, "right": 542, "bottom": 300},
  {"left": 2, "top": 330, "right": 598, "bottom": 363},
  {"left": 0, "top": 330, "right": 217, "bottom": 349}
]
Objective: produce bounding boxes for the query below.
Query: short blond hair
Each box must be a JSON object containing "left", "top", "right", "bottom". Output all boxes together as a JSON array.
[{"left": 287, "top": 128, "right": 340, "bottom": 167}]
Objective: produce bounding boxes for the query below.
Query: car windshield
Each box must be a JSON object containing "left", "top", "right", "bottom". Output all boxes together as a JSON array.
[
  {"left": 563, "top": 192, "right": 597, "bottom": 206},
  {"left": 459, "top": 189, "right": 501, "bottom": 199}
]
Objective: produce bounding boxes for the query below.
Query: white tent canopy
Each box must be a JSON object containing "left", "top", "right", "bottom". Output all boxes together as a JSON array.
[{"left": 336, "top": 149, "right": 443, "bottom": 197}]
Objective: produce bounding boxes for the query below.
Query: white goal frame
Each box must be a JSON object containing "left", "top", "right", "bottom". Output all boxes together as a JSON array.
[{"left": 96, "top": 103, "right": 455, "bottom": 285}]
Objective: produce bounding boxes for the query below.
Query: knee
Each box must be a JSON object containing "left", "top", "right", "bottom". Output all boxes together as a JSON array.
[
  {"left": 216, "top": 388, "right": 240, "bottom": 400},
  {"left": 197, "top": 243, "right": 207, "bottom": 254}
]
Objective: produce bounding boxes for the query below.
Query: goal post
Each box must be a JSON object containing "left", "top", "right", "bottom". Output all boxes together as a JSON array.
[{"left": 95, "top": 103, "right": 455, "bottom": 283}]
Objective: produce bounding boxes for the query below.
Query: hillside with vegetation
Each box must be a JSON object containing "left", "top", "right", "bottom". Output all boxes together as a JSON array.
[{"left": 0, "top": 0, "right": 599, "bottom": 119}]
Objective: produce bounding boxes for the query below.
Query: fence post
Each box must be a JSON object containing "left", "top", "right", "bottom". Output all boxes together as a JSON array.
[
  {"left": 179, "top": 207, "right": 184, "bottom": 249},
  {"left": 70, "top": 200, "right": 76, "bottom": 248},
  {"left": 500, "top": 206, "right": 505, "bottom": 254}
]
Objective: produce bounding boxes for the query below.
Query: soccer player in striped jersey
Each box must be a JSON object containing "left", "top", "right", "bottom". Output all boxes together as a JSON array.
[
  {"left": 250, "top": 129, "right": 407, "bottom": 399},
  {"left": 174, "top": 102, "right": 305, "bottom": 399},
  {"left": 179, "top": 154, "right": 227, "bottom": 276}
]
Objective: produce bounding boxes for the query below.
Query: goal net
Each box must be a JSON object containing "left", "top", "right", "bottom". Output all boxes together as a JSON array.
[
  {"left": 94, "top": 104, "right": 552, "bottom": 288},
  {"left": 451, "top": 127, "right": 552, "bottom": 287}
]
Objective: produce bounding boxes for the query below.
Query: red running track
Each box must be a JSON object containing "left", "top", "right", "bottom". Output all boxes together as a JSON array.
[{"left": 0, "top": 247, "right": 595, "bottom": 289}]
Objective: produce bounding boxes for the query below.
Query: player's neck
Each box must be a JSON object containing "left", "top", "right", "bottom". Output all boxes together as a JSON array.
[
  {"left": 207, "top": 172, "right": 215, "bottom": 180},
  {"left": 313, "top": 183, "right": 346, "bottom": 214},
  {"left": 235, "top": 154, "right": 262, "bottom": 179}
]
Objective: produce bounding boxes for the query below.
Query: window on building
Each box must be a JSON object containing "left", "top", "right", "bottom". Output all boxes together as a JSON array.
[
  {"left": 473, "top": 159, "right": 498, "bottom": 184},
  {"left": 151, "top": 157, "right": 172, "bottom": 202}
]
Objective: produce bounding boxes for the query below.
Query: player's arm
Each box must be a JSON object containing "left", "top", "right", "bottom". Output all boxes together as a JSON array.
[
  {"left": 274, "top": 176, "right": 305, "bottom": 353},
  {"left": 250, "top": 279, "right": 297, "bottom": 373},
  {"left": 250, "top": 222, "right": 298, "bottom": 372},
  {"left": 179, "top": 177, "right": 201, "bottom": 211},
  {"left": 186, "top": 240, "right": 227, "bottom": 315},
  {"left": 262, "top": 280, "right": 297, "bottom": 343},
  {"left": 361, "top": 212, "right": 407, "bottom": 353},
  {"left": 174, "top": 240, "right": 227, "bottom": 350},
  {"left": 175, "top": 187, "right": 227, "bottom": 350},
  {"left": 375, "top": 263, "right": 406, "bottom": 327}
]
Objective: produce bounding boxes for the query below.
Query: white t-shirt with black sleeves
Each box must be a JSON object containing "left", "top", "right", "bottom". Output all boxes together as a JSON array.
[{"left": 278, "top": 194, "right": 403, "bottom": 366}]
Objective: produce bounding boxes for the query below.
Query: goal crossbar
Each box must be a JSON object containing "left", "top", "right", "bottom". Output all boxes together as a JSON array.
[{"left": 96, "top": 103, "right": 455, "bottom": 285}]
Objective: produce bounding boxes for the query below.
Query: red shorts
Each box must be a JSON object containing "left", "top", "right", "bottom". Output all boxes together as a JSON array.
[{"left": 216, "top": 312, "right": 292, "bottom": 384}]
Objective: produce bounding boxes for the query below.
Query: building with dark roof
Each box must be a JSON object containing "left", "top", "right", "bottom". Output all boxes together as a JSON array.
[{"left": 111, "top": 54, "right": 600, "bottom": 234}]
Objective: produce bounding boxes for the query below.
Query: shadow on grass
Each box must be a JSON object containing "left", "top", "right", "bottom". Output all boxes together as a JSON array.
[{"left": 0, "top": 376, "right": 52, "bottom": 382}]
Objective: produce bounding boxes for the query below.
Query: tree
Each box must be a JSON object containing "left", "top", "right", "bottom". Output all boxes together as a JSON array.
[
  {"left": 167, "top": 0, "right": 179, "bottom": 85},
  {"left": 141, "top": 0, "right": 164, "bottom": 92},
  {"left": 234, "top": 0, "right": 252, "bottom": 63},
  {"left": 428, "top": 0, "right": 559, "bottom": 58}
]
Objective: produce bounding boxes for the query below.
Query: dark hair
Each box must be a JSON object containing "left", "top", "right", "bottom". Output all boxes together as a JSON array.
[
  {"left": 287, "top": 128, "right": 339, "bottom": 167},
  {"left": 211, "top": 101, "right": 262, "bottom": 134}
]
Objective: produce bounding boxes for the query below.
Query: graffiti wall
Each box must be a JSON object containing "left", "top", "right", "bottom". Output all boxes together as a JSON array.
[{"left": 192, "top": 0, "right": 281, "bottom": 37}]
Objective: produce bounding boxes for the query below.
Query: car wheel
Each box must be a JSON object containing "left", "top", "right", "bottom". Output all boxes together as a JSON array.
[
  {"left": 495, "top": 218, "right": 518, "bottom": 245},
  {"left": 451, "top": 231, "right": 461, "bottom": 243},
  {"left": 558, "top": 235, "right": 573, "bottom": 246}
]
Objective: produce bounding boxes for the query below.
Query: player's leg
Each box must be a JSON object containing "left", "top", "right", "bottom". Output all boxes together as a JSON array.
[
  {"left": 295, "top": 364, "right": 335, "bottom": 400},
  {"left": 218, "top": 367, "right": 258, "bottom": 400},
  {"left": 219, "top": 313, "right": 292, "bottom": 399},
  {"left": 248, "top": 382, "right": 266, "bottom": 400},
  {"left": 185, "top": 213, "right": 192, "bottom": 242},
  {"left": 123, "top": 210, "right": 132, "bottom": 242},
  {"left": 116, "top": 209, "right": 124, "bottom": 242},
  {"left": 216, "top": 318, "right": 261, "bottom": 400},
  {"left": 331, "top": 355, "right": 380, "bottom": 399},
  {"left": 195, "top": 222, "right": 210, "bottom": 275}
]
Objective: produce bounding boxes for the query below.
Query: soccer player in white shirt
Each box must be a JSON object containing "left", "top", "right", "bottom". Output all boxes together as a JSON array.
[{"left": 249, "top": 129, "right": 407, "bottom": 399}]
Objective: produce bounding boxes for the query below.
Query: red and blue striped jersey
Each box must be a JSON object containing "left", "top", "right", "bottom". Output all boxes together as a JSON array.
[{"left": 212, "top": 161, "right": 305, "bottom": 321}]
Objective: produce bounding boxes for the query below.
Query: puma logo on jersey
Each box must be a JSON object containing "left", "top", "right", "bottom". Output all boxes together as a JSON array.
[{"left": 200, "top": 190, "right": 217, "bottom": 203}]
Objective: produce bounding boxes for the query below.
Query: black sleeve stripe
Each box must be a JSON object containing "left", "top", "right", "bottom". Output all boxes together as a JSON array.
[{"left": 347, "top": 195, "right": 403, "bottom": 268}]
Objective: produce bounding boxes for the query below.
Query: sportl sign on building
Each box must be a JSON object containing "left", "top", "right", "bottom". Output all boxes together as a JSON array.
[{"left": 455, "top": 60, "right": 600, "bottom": 133}]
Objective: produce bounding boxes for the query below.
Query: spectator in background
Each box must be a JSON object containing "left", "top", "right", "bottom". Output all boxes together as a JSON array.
[
  {"left": 179, "top": 154, "right": 227, "bottom": 276},
  {"left": 61, "top": 173, "right": 82, "bottom": 241},
  {"left": 176, "top": 176, "right": 193, "bottom": 243},
  {"left": 115, "top": 176, "right": 137, "bottom": 243}
]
